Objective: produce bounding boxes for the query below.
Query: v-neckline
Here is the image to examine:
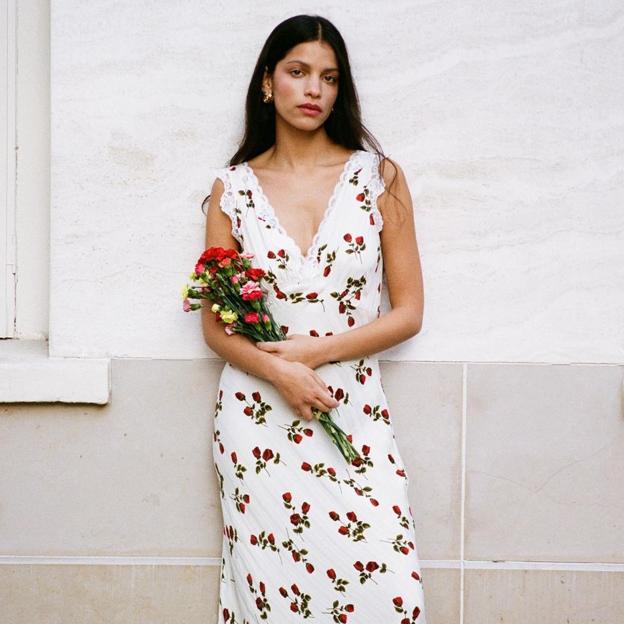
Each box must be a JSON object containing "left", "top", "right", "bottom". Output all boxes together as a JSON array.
[{"left": 241, "top": 150, "right": 361, "bottom": 267}]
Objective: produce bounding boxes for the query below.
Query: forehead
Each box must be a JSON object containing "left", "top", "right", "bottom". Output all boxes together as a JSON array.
[{"left": 281, "top": 40, "right": 338, "bottom": 69}]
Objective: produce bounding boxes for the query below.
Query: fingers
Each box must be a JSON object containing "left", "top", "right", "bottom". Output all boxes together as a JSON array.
[
  {"left": 314, "top": 392, "right": 338, "bottom": 412},
  {"left": 297, "top": 405, "right": 316, "bottom": 421},
  {"left": 312, "top": 373, "right": 337, "bottom": 403}
]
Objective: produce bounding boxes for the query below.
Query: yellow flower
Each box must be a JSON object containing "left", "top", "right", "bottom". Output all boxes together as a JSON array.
[
  {"left": 211, "top": 303, "right": 221, "bottom": 313},
  {"left": 189, "top": 272, "right": 196, "bottom": 280},
  {"left": 181, "top": 284, "right": 189, "bottom": 300},
  {"left": 219, "top": 309, "right": 238, "bottom": 324}
]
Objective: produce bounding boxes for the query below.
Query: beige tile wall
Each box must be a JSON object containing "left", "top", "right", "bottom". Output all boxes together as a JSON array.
[{"left": 1, "top": 359, "right": 623, "bottom": 623}]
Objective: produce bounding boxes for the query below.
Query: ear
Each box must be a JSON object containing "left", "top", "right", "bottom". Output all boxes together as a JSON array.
[{"left": 262, "top": 65, "right": 272, "bottom": 89}]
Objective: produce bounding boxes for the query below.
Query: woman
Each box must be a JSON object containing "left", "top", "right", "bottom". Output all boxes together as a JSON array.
[{"left": 202, "top": 14, "right": 426, "bottom": 623}]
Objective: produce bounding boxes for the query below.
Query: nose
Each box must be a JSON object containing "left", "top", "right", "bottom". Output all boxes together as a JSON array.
[{"left": 304, "top": 76, "right": 322, "bottom": 97}]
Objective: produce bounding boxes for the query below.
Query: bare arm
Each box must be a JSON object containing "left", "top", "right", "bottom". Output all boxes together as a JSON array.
[
  {"left": 311, "top": 158, "right": 424, "bottom": 366},
  {"left": 201, "top": 175, "right": 338, "bottom": 420},
  {"left": 201, "top": 176, "right": 284, "bottom": 382}
]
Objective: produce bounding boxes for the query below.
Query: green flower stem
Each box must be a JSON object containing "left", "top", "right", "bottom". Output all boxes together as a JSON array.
[{"left": 312, "top": 408, "right": 362, "bottom": 463}]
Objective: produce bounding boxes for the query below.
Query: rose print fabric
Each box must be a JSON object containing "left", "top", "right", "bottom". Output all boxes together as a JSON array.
[{"left": 211, "top": 149, "right": 427, "bottom": 623}]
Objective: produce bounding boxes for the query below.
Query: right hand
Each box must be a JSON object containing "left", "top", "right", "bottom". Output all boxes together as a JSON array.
[{"left": 269, "top": 359, "right": 339, "bottom": 421}]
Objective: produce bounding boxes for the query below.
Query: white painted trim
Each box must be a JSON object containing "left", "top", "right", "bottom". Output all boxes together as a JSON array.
[
  {"left": 1, "top": 0, "right": 17, "bottom": 338},
  {"left": 0, "top": 339, "right": 110, "bottom": 403}
]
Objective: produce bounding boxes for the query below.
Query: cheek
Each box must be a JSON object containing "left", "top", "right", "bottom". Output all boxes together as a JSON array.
[{"left": 275, "top": 76, "right": 299, "bottom": 100}]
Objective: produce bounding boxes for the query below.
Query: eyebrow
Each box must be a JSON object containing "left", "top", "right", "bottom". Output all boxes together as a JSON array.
[{"left": 285, "top": 59, "right": 339, "bottom": 72}]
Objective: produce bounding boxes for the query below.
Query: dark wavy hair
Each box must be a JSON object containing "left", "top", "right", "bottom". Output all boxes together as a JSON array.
[{"left": 202, "top": 14, "right": 401, "bottom": 217}]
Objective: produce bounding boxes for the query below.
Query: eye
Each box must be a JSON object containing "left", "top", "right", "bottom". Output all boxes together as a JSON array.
[
  {"left": 290, "top": 69, "right": 303, "bottom": 77},
  {"left": 325, "top": 75, "right": 338, "bottom": 84}
]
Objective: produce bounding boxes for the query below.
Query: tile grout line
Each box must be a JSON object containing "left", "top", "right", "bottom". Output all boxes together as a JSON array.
[
  {"left": 0, "top": 556, "right": 623, "bottom": 571},
  {"left": 460, "top": 363, "right": 467, "bottom": 624}
]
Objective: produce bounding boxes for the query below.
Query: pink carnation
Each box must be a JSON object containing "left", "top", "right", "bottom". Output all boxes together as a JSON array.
[{"left": 240, "top": 280, "right": 263, "bottom": 301}]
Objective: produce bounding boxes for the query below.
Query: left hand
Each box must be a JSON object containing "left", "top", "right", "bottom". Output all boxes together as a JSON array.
[{"left": 255, "top": 334, "right": 326, "bottom": 370}]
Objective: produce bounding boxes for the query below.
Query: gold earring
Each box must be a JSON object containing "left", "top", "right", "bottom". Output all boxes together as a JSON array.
[{"left": 263, "top": 89, "right": 273, "bottom": 103}]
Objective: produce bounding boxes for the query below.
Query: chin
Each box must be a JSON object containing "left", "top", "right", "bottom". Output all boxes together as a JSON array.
[{"left": 282, "top": 118, "right": 324, "bottom": 131}]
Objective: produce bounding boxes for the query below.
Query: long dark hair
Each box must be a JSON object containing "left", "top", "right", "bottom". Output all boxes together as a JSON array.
[{"left": 202, "top": 14, "right": 401, "bottom": 217}]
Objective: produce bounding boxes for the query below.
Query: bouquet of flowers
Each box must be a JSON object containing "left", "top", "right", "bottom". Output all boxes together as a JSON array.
[{"left": 182, "top": 246, "right": 361, "bottom": 463}]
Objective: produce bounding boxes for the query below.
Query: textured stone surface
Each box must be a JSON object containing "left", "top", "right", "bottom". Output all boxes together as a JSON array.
[{"left": 49, "top": 3, "right": 624, "bottom": 361}]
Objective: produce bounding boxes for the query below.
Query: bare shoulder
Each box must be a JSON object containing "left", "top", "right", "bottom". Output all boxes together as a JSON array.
[
  {"left": 204, "top": 175, "right": 224, "bottom": 208},
  {"left": 203, "top": 172, "right": 240, "bottom": 251}
]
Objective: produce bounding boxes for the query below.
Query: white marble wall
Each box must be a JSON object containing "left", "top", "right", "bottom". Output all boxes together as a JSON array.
[{"left": 50, "top": 1, "right": 624, "bottom": 362}]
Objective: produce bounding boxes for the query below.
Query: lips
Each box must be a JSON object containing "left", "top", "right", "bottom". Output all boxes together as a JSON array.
[{"left": 298, "top": 104, "right": 322, "bottom": 112}]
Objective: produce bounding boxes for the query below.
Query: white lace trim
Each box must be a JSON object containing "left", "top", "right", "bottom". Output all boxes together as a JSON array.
[
  {"left": 213, "top": 167, "right": 244, "bottom": 247},
  {"left": 240, "top": 149, "right": 363, "bottom": 269},
  {"left": 368, "top": 152, "right": 386, "bottom": 232}
]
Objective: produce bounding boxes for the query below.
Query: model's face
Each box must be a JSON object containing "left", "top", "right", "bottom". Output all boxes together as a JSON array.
[{"left": 264, "top": 40, "right": 340, "bottom": 129}]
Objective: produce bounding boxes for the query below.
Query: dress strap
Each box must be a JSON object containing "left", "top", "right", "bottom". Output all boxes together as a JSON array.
[
  {"left": 213, "top": 165, "right": 244, "bottom": 247},
  {"left": 367, "top": 152, "right": 386, "bottom": 232}
]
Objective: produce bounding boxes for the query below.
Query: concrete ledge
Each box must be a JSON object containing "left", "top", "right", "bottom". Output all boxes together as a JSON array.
[{"left": 0, "top": 340, "right": 110, "bottom": 404}]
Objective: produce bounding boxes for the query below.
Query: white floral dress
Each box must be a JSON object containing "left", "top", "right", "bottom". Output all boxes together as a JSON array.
[{"left": 211, "top": 149, "right": 427, "bottom": 623}]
